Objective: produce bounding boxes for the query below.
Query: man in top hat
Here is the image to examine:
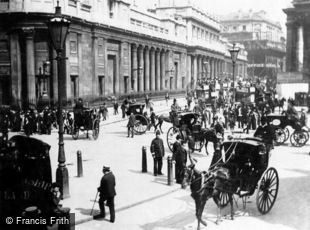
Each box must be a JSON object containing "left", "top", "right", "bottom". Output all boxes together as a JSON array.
[
  {"left": 150, "top": 130, "right": 165, "bottom": 176},
  {"left": 95, "top": 166, "right": 116, "bottom": 223},
  {"left": 172, "top": 135, "right": 187, "bottom": 184}
]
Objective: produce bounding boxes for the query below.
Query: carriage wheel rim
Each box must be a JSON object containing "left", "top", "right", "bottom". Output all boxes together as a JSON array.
[
  {"left": 167, "top": 127, "right": 179, "bottom": 151},
  {"left": 256, "top": 167, "right": 279, "bottom": 214}
]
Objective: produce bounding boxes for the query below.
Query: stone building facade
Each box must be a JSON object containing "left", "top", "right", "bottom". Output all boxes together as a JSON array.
[
  {"left": 221, "top": 10, "right": 286, "bottom": 92},
  {"left": 280, "top": 0, "right": 310, "bottom": 98},
  {"left": 0, "top": 0, "right": 247, "bottom": 107}
]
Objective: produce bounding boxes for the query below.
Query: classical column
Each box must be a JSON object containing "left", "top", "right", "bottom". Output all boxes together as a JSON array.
[
  {"left": 131, "top": 44, "right": 138, "bottom": 91},
  {"left": 197, "top": 55, "right": 201, "bottom": 80},
  {"left": 192, "top": 55, "right": 197, "bottom": 85},
  {"left": 24, "top": 29, "right": 36, "bottom": 101},
  {"left": 92, "top": 33, "right": 98, "bottom": 95},
  {"left": 150, "top": 48, "right": 155, "bottom": 91},
  {"left": 187, "top": 55, "right": 192, "bottom": 88},
  {"left": 155, "top": 49, "right": 160, "bottom": 91},
  {"left": 10, "top": 31, "right": 22, "bottom": 105},
  {"left": 296, "top": 23, "right": 304, "bottom": 72},
  {"left": 286, "top": 22, "right": 294, "bottom": 71},
  {"left": 160, "top": 50, "right": 165, "bottom": 90},
  {"left": 144, "top": 47, "right": 150, "bottom": 91},
  {"left": 138, "top": 45, "right": 144, "bottom": 92}
]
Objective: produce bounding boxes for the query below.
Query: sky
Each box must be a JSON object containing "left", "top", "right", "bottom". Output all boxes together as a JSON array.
[{"left": 135, "top": 0, "right": 293, "bottom": 31}]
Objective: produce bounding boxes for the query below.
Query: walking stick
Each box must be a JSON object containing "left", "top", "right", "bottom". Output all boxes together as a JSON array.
[{"left": 90, "top": 191, "right": 99, "bottom": 216}]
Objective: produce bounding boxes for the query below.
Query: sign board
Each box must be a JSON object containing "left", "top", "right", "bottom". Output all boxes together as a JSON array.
[
  {"left": 211, "top": 91, "right": 218, "bottom": 98},
  {"left": 277, "top": 72, "right": 305, "bottom": 83},
  {"left": 250, "top": 87, "right": 255, "bottom": 93},
  {"left": 223, "top": 83, "right": 228, "bottom": 88},
  {"left": 203, "top": 85, "right": 209, "bottom": 90},
  {"left": 236, "top": 87, "right": 249, "bottom": 93}
]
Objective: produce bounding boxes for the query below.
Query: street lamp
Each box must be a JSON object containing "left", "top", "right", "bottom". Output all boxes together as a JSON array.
[
  {"left": 229, "top": 43, "right": 240, "bottom": 105},
  {"left": 47, "top": 0, "right": 70, "bottom": 199}
]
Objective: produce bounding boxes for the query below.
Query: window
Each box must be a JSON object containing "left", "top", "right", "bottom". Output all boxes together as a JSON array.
[
  {"left": 243, "top": 25, "right": 246, "bottom": 31},
  {"left": 98, "top": 76, "right": 105, "bottom": 96},
  {"left": 233, "top": 26, "right": 237, "bottom": 31},
  {"left": 70, "top": 41, "right": 77, "bottom": 54}
]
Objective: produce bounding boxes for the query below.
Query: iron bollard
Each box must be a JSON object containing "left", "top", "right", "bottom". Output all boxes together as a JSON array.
[
  {"left": 77, "top": 150, "right": 83, "bottom": 177},
  {"left": 167, "top": 156, "right": 173, "bottom": 185},
  {"left": 142, "top": 146, "right": 147, "bottom": 173}
]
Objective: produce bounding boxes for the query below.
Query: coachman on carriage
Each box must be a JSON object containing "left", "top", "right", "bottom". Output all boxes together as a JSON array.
[{"left": 184, "top": 136, "right": 279, "bottom": 230}]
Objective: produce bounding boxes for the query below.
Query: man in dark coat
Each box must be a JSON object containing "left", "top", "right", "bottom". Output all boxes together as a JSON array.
[
  {"left": 127, "top": 112, "right": 136, "bottom": 138},
  {"left": 254, "top": 116, "right": 276, "bottom": 153},
  {"left": 172, "top": 135, "right": 187, "bottom": 184},
  {"left": 150, "top": 130, "right": 165, "bottom": 176},
  {"left": 95, "top": 166, "right": 116, "bottom": 223}
]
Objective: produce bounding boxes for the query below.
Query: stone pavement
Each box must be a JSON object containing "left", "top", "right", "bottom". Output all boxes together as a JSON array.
[{"left": 37, "top": 97, "right": 187, "bottom": 228}]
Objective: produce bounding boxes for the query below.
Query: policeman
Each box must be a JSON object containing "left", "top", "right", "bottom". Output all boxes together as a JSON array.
[
  {"left": 95, "top": 166, "right": 116, "bottom": 223},
  {"left": 150, "top": 130, "right": 165, "bottom": 176}
]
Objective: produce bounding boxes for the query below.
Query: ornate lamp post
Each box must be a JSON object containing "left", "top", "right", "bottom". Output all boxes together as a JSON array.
[
  {"left": 229, "top": 43, "right": 240, "bottom": 105},
  {"left": 47, "top": 1, "right": 70, "bottom": 198}
]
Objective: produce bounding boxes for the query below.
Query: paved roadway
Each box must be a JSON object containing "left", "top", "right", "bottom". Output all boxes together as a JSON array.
[
  {"left": 8, "top": 100, "right": 310, "bottom": 230},
  {"left": 76, "top": 133, "right": 310, "bottom": 230}
]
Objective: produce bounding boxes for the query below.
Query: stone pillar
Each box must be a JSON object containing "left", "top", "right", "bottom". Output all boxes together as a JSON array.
[
  {"left": 138, "top": 45, "right": 144, "bottom": 92},
  {"left": 296, "top": 23, "right": 304, "bottom": 72},
  {"left": 160, "top": 50, "right": 165, "bottom": 90},
  {"left": 25, "top": 29, "right": 36, "bottom": 101},
  {"left": 197, "top": 55, "right": 201, "bottom": 80},
  {"left": 187, "top": 55, "right": 192, "bottom": 88},
  {"left": 286, "top": 22, "right": 294, "bottom": 72},
  {"left": 10, "top": 31, "right": 22, "bottom": 106},
  {"left": 92, "top": 33, "right": 98, "bottom": 95},
  {"left": 150, "top": 48, "right": 155, "bottom": 91},
  {"left": 192, "top": 55, "right": 197, "bottom": 85},
  {"left": 131, "top": 44, "right": 138, "bottom": 92},
  {"left": 155, "top": 49, "right": 160, "bottom": 91},
  {"left": 144, "top": 47, "right": 150, "bottom": 91}
]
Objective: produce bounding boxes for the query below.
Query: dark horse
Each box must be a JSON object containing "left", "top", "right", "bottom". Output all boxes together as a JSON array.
[
  {"left": 201, "top": 128, "right": 222, "bottom": 155},
  {"left": 184, "top": 163, "right": 234, "bottom": 230}
]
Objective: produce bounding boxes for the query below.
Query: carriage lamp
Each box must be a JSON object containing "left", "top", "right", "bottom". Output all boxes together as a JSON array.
[
  {"left": 229, "top": 43, "right": 240, "bottom": 105},
  {"left": 47, "top": 0, "right": 70, "bottom": 198}
]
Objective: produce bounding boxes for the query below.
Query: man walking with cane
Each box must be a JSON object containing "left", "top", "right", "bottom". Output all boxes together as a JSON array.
[{"left": 94, "top": 166, "right": 116, "bottom": 223}]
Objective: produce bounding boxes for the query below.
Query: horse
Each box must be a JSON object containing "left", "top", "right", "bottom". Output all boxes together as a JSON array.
[
  {"left": 201, "top": 128, "right": 222, "bottom": 155},
  {"left": 183, "top": 163, "right": 235, "bottom": 230}
]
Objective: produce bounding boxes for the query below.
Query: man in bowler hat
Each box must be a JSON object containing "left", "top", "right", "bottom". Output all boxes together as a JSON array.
[{"left": 94, "top": 166, "right": 116, "bottom": 222}]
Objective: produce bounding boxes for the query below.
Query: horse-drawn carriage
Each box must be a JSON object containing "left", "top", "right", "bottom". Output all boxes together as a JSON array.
[
  {"left": 185, "top": 136, "right": 279, "bottom": 229},
  {"left": 126, "top": 103, "right": 149, "bottom": 135},
  {"left": 267, "top": 113, "right": 308, "bottom": 147},
  {"left": 71, "top": 107, "right": 100, "bottom": 140},
  {"left": 166, "top": 112, "right": 206, "bottom": 152}
]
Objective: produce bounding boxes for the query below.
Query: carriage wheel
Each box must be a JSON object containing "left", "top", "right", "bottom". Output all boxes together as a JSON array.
[
  {"left": 302, "top": 129, "right": 309, "bottom": 143},
  {"left": 167, "top": 127, "right": 180, "bottom": 152},
  {"left": 71, "top": 121, "right": 79, "bottom": 140},
  {"left": 274, "top": 127, "right": 286, "bottom": 145},
  {"left": 284, "top": 127, "right": 290, "bottom": 142},
  {"left": 290, "top": 131, "right": 307, "bottom": 147},
  {"left": 133, "top": 114, "right": 149, "bottom": 135},
  {"left": 256, "top": 167, "right": 279, "bottom": 214},
  {"left": 213, "top": 192, "right": 230, "bottom": 208},
  {"left": 92, "top": 119, "right": 100, "bottom": 140}
]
